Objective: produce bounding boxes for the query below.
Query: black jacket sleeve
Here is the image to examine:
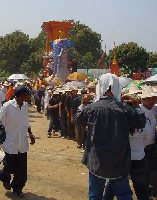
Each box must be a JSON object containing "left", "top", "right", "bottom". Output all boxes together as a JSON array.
[{"left": 125, "top": 103, "right": 146, "bottom": 129}]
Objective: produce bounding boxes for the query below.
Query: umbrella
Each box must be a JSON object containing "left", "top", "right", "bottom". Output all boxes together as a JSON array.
[
  {"left": 8, "top": 74, "right": 29, "bottom": 81},
  {"left": 67, "top": 72, "right": 87, "bottom": 81}
]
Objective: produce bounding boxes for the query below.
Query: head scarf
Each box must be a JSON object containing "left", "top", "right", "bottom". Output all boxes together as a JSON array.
[{"left": 95, "top": 73, "right": 121, "bottom": 101}]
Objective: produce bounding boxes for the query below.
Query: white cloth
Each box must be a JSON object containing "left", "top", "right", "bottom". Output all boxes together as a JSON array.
[
  {"left": 140, "top": 104, "right": 157, "bottom": 146},
  {"left": 95, "top": 73, "right": 121, "bottom": 101},
  {"left": 44, "top": 93, "right": 51, "bottom": 109},
  {"left": 57, "top": 49, "right": 69, "bottom": 82},
  {"left": 0, "top": 99, "right": 30, "bottom": 154},
  {"left": 0, "top": 91, "right": 5, "bottom": 108},
  {"left": 1, "top": 87, "right": 7, "bottom": 95},
  {"left": 129, "top": 130, "right": 146, "bottom": 160}
]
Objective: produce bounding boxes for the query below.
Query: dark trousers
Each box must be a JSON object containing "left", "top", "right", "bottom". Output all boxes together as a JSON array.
[
  {"left": 0, "top": 152, "right": 27, "bottom": 192},
  {"left": 60, "top": 112, "right": 67, "bottom": 137},
  {"left": 48, "top": 115, "right": 54, "bottom": 134},
  {"left": 67, "top": 118, "right": 74, "bottom": 139},
  {"left": 48, "top": 114, "right": 60, "bottom": 134},
  {"left": 89, "top": 172, "right": 133, "bottom": 200},
  {"left": 130, "top": 159, "right": 149, "bottom": 200},
  {"left": 145, "top": 144, "right": 155, "bottom": 189},
  {"left": 36, "top": 99, "right": 42, "bottom": 113},
  {"left": 100, "top": 159, "right": 149, "bottom": 200},
  {"left": 75, "top": 122, "right": 87, "bottom": 147}
]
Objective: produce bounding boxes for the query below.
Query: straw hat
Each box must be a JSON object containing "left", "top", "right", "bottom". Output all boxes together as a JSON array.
[
  {"left": 71, "top": 87, "right": 78, "bottom": 91},
  {"left": 64, "top": 86, "right": 72, "bottom": 92},
  {"left": 121, "top": 87, "right": 129, "bottom": 95},
  {"left": 59, "top": 89, "right": 65, "bottom": 94},
  {"left": 55, "top": 88, "right": 65, "bottom": 94},
  {"left": 87, "top": 82, "right": 96, "bottom": 89},
  {"left": 138, "top": 85, "right": 157, "bottom": 99},
  {"left": 15, "top": 82, "right": 23, "bottom": 87},
  {"left": 47, "top": 90, "right": 52, "bottom": 94},
  {"left": 123, "top": 85, "right": 141, "bottom": 96},
  {"left": 53, "top": 91, "right": 59, "bottom": 95},
  {"left": 77, "top": 89, "right": 82, "bottom": 95},
  {"left": 3, "top": 81, "right": 10, "bottom": 86}
]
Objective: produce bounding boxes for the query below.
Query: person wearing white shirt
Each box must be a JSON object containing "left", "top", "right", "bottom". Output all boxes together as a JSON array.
[
  {"left": 129, "top": 128, "right": 149, "bottom": 200},
  {"left": 0, "top": 85, "right": 35, "bottom": 198},
  {"left": 121, "top": 90, "right": 149, "bottom": 200},
  {"left": 0, "top": 90, "right": 5, "bottom": 108},
  {"left": 139, "top": 90, "right": 157, "bottom": 198},
  {"left": 44, "top": 89, "right": 52, "bottom": 119}
]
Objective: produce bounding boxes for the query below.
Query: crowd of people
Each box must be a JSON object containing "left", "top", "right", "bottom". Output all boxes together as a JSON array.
[
  {"left": 0, "top": 73, "right": 157, "bottom": 199},
  {"left": 34, "top": 79, "right": 96, "bottom": 150}
]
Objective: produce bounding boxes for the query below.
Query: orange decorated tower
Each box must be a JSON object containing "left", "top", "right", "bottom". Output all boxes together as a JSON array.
[
  {"left": 41, "top": 21, "right": 74, "bottom": 77},
  {"left": 41, "top": 21, "right": 74, "bottom": 53},
  {"left": 110, "top": 42, "right": 121, "bottom": 76}
]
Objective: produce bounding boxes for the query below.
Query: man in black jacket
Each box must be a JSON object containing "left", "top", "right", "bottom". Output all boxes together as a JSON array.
[{"left": 77, "top": 73, "right": 146, "bottom": 200}]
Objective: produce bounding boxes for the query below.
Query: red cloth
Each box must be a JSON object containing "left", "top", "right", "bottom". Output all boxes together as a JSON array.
[{"left": 6, "top": 87, "right": 14, "bottom": 101}]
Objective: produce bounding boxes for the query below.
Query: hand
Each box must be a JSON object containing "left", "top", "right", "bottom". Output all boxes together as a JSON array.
[
  {"left": 71, "top": 117, "right": 74, "bottom": 124},
  {"left": 30, "top": 134, "right": 35, "bottom": 145},
  {"left": 67, "top": 113, "right": 70, "bottom": 119},
  {"left": 122, "top": 95, "right": 141, "bottom": 107}
]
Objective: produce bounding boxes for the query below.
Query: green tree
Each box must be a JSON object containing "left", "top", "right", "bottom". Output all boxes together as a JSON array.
[
  {"left": 69, "top": 21, "right": 102, "bottom": 69},
  {"left": 0, "top": 31, "right": 31, "bottom": 74},
  {"left": 80, "top": 52, "right": 93, "bottom": 73},
  {"left": 107, "top": 42, "right": 149, "bottom": 75},
  {"left": 148, "top": 52, "right": 157, "bottom": 68},
  {"left": 21, "top": 31, "right": 45, "bottom": 76},
  {"left": 21, "top": 48, "right": 43, "bottom": 76}
]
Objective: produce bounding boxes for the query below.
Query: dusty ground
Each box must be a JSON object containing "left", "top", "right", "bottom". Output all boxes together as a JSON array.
[{"left": 0, "top": 106, "right": 155, "bottom": 200}]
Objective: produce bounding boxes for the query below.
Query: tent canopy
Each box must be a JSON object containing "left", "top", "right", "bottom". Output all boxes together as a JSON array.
[
  {"left": 144, "top": 74, "right": 157, "bottom": 82},
  {"left": 8, "top": 74, "right": 29, "bottom": 81}
]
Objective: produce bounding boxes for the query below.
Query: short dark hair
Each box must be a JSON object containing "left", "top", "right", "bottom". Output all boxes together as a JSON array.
[{"left": 14, "top": 85, "right": 30, "bottom": 97}]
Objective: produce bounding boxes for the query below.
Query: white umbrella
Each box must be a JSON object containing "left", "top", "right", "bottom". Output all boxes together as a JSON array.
[{"left": 8, "top": 74, "right": 29, "bottom": 81}]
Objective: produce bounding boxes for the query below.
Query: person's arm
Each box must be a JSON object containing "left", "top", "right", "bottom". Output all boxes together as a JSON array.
[
  {"left": 65, "top": 97, "right": 70, "bottom": 119},
  {"left": 125, "top": 102, "right": 146, "bottom": 130},
  {"left": 0, "top": 104, "right": 7, "bottom": 127},
  {"left": 48, "top": 103, "right": 58, "bottom": 109},
  {"left": 75, "top": 105, "right": 88, "bottom": 128},
  {"left": 28, "top": 126, "right": 35, "bottom": 145},
  {"left": 71, "top": 106, "right": 74, "bottom": 123},
  {"left": 47, "top": 98, "right": 58, "bottom": 109},
  {"left": 59, "top": 102, "right": 62, "bottom": 118}
]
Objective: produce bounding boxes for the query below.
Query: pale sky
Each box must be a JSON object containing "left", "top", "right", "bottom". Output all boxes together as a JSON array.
[{"left": 0, "top": 0, "right": 157, "bottom": 52}]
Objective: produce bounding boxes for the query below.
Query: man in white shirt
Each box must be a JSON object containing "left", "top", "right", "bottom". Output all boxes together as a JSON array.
[
  {"left": 0, "top": 85, "right": 35, "bottom": 198},
  {"left": 0, "top": 90, "right": 5, "bottom": 108},
  {"left": 139, "top": 86, "right": 157, "bottom": 198}
]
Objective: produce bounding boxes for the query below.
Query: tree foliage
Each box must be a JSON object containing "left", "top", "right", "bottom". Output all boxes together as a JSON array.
[
  {"left": 108, "top": 42, "right": 149, "bottom": 74},
  {"left": 0, "top": 30, "right": 45, "bottom": 76},
  {"left": 0, "top": 31, "right": 31, "bottom": 74},
  {"left": 69, "top": 21, "right": 102, "bottom": 68},
  {"left": 147, "top": 52, "right": 157, "bottom": 68},
  {"left": 21, "top": 31, "right": 45, "bottom": 76}
]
